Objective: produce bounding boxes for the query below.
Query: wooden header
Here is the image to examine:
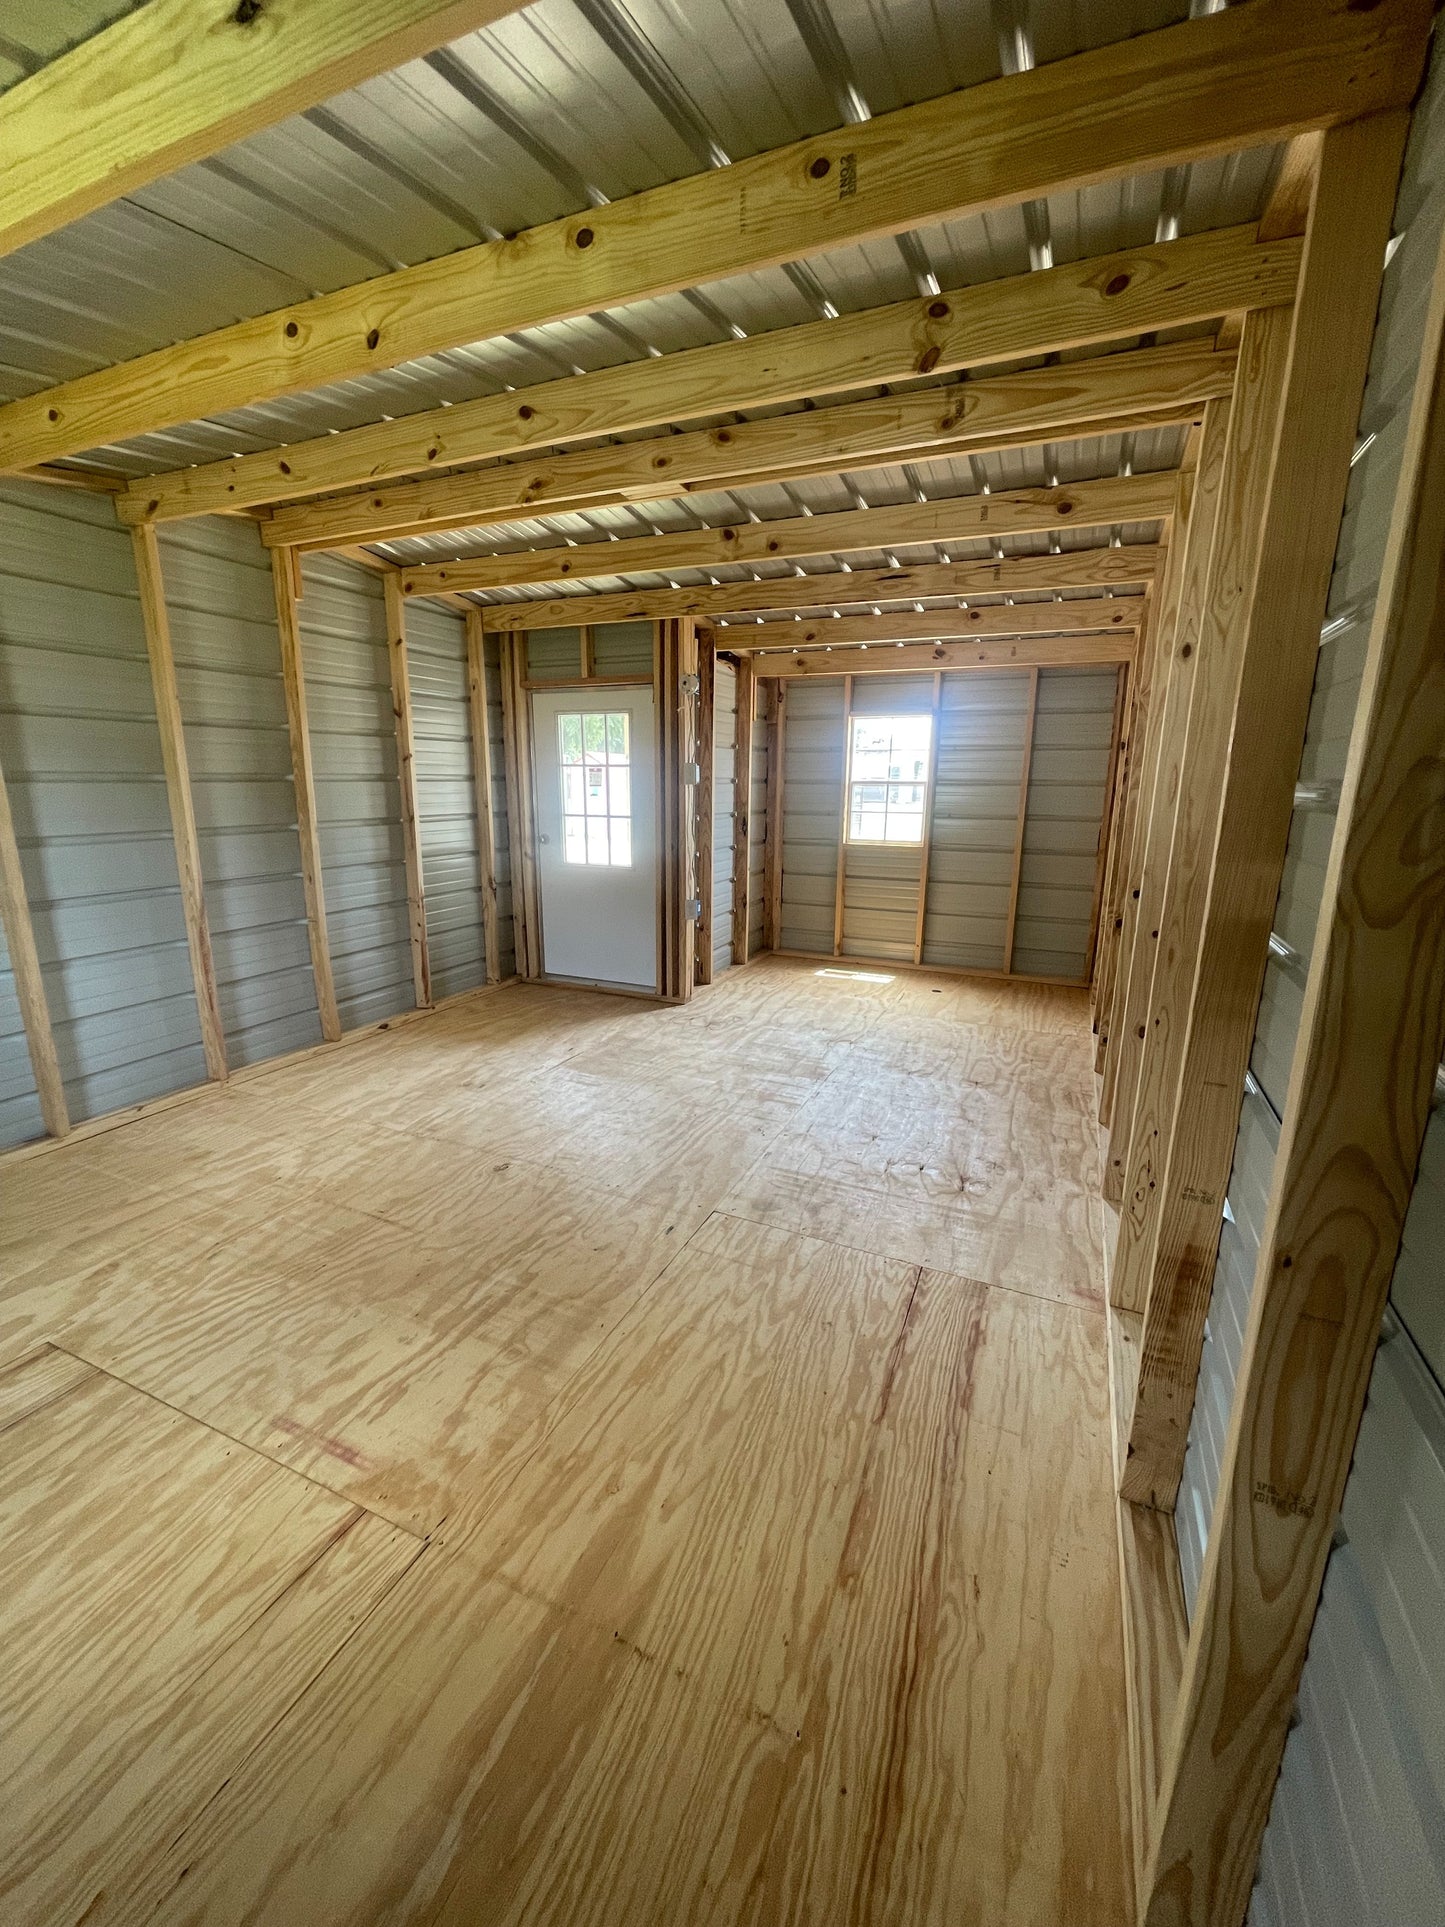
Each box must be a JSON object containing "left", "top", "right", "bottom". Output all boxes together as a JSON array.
[
  {"left": 746, "top": 635, "right": 1135, "bottom": 677},
  {"left": 719, "top": 601, "right": 1141, "bottom": 652}
]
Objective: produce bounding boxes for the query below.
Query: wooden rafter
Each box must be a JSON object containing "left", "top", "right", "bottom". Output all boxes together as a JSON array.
[
  {"left": 4, "top": 0, "right": 1424, "bottom": 475},
  {"left": 117, "top": 226, "right": 1299, "bottom": 525},
  {"left": 721, "top": 605, "right": 1140, "bottom": 653},
  {"left": 262, "top": 346, "right": 1226, "bottom": 552},
  {"left": 754, "top": 635, "right": 1135, "bottom": 677},
  {"left": 0, "top": 0, "right": 529, "bottom": 260},
  {"left": 469, "top": 548, "right": 1164, "bottom": 632}
]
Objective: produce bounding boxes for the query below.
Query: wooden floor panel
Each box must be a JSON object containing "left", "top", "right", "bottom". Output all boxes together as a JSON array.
[{"left": 0, "top": 958, "right": 1130, "bottom": 1926}]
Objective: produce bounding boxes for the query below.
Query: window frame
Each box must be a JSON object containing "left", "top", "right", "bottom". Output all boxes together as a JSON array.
[{"left": 842, "top": 707, "right": 935, "bottom": 848}]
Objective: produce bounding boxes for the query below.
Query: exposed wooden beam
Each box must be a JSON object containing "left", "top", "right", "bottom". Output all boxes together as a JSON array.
[
  {"left": 498, "top": 634, "right": 541, "bottom": 980},
  {"left": 831, "top": 675, "right": 855, "bottom": 956},
  {"left": 762, "top": 681, "right": 785, "bottom": 949},
  {"left": 730, "top": 657, "right": 755, "bottom": 967},
  {"left": 0, "top": 747, "right": 68, "bottom": 1137},
  {"left": 1117, "top": 113, "right": 1408, "bottom": 1438},
  {"left": 1003, "top": 668, "right": 1041, "bottom": 973},
  {"left": 7, "top": 0, "right": 1424, "bottom": 475},
  {"left": 696, "top": 643, "right": 716, "bottom": 986},
  {"left": 1143, "top": 182, "right": 1445, "bottom": 1927},
  {"left": 470, "top": 547, "right": 1163, "bottom": 632},
  {"left": 130, "top": 525, "right": 228, "bottom": 1083},
  {"left": 118, "top": 227, "right": 1300, "bottom": 525},
  {"left": 270, "top": 549, "right": 341, "bottom": 1042},
  {"left": 727, "top": 604, "right": 1140, "bottom": 653},
  {"left": 0, "top": 0, "right": 530, "bottom": 261},
  {"left": 1087, "top": 664, "right": 1130, "bottom": 983},
  {"left": 265, "top": 345, "right": 1226, "bottom": 551},
  {"left": 383, "top": 576, "right": 432, "bottom": 1010},
  {"left": 913, "top": 671, "right": 945, "bottom": 966},
  {"left": 402, "top": 476, "right": 1176, "bottom": 599},
  {"left": 755, "top": 634, "right": 1135, "bottom": 677},
  {"left": 463, "top": 610, "right": 502, "bottom": 985}
]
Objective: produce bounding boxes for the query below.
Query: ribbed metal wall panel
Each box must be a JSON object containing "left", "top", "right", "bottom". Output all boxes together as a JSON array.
[
  {"left": 158, "top": 516, "right": 323, "bottom": 1069},
  {"left": 0, "top": 921, "right": 42, "bottom": 1148},
  {"left": 482, "top": 632, "right": 516, "bottom": 980},
  {"left": 1176, "top": 27, "right": 1445, "bottom": 1615},
  {"left": 921, "top": 670, "right": 1030, "bottom": 972},
  {"left": 0, "top": 480, "right": 206, "bottom": 1120},
  {"left": 526, "top": 627, "right": 582, "bottom": 682},
  {"left": 297, "top": 553, "right": 414, "bottom": 1031},
  {"left": 748, "top": 687, "right": 768, "bottom": 959},
  {"left": 712, "top": 657, "right": 737, "bottom": 976},
  {"left": 406, "top": 597, "right": 488, "bottom": 1001},
  {"left": 592, "top": 620, "right": 653, "bottom": 678},
  {"left": 779, "top": 678, "right": 846, "bottom": 955},
  {"left": 1012, "top": 665, "right": 1119, "bottom": 982}
]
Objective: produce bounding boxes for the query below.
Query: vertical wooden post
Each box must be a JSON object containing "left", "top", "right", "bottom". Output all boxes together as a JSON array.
[
  {"left": 464, "top": 608, "right": 501, "bottom": 985},
  {"left": 913, "top": 670, "right": 944, "bottom": 966},
  {"left": 695, "top": 636, "right": 716, "bottom": 985},
  {"left": 1086, "top": 661, "right": 1130, "bottom": 984},
  {"left": 498, "top": 631, "right": 540, "bottom": 980},
  {"left": 762, "top": 678, "right": 786, "bottom": 951},
  {"left": 1102, "top": 398, "right": 1232, "bottom": 1186},
  {"left": 1117, "top": 109, "right": 1408, "bottom": 1350},
  {"left": 731, "top": 655, "right": 754, "bottom": 966},
  {"left": 655, "top": 616, "right": 698, "bottom": 1003},
  {"left": 831, "top": 672, "right": 854, "bottom": 957},
  {"left": 383, "top": 573, "right": 431, "bottom": 1009},
  {"left": 580, "top": 623, "right": 595, "bottom": 681},
  {"left": 271, "top": 547, "right": 340, "bottom": 1041},
  {"left": 0, "top": 748, "right": 68, "bottom": 1136},
  {"left": 1002, "top": 666, "right": 1040, "bottom": 974},
  {"left": 1143, "top": 188, "right": 1445, "bottom": 1927},
  {"left": 130, "top": 523, "right": 227, "bottom": 1082}
]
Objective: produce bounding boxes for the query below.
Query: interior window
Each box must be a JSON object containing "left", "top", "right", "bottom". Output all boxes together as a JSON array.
[
  {"left": 558, "top": 710, "right": 633, "bottom": 866},
  {"left": 845, "top": 711, "right": 932, "bottom": 845}
]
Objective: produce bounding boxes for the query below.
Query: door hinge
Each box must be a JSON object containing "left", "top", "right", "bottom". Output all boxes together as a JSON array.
[
  {"left": 686, "top": 897, "right": 703, "bottom": 922},
  {"left": 683, "top": 760, "right": 700, "bottom": 785}
]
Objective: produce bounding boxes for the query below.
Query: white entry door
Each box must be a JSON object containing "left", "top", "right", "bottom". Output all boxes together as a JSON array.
[{"left": 531, "top": 686, "right": 658, "bottom": 989}]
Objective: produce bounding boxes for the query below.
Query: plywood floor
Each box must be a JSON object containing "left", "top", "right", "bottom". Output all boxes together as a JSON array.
[{"left": 0, "top": 957, "right": 1129, "bottom": 1927}]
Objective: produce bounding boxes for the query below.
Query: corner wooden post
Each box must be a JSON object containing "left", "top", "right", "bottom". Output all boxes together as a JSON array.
[
  {"left": 383, "top": 573, "right": 431, "bottom": 1009},
  {"left": 731, "top": 655, "right": 755, "bottom": 965},
  {"left": 832, "top": 673, "right": 854, "bottom": 957},
  {"left": 1003, "top": 666, "right": 1040, "bottom": 974},
  {"left": 1102, "top": 399, "right": 1232, "bottom": 1184},
  {"left": 1121, "top": 109, "right": 1409, "bottom": 1423},
  {"left": 498, "top": 632, "right": 540, "bottom": 980},
  {"left": 270, "top": 548, "right": 340, "bottom": 1042},
  {"left": 656, "top": 616, "right": 699, "bottom": 1003},
  {"left": 130, "top": 523, "right": 227, "bottom": 1082},
  {"left": 913, "top": 670, "right": 944, "bottom": 965},
  {"left": 762, "top": 679, "right": 786, "bottom": 951},
  {"left": 1143, "top": 183, "right": 1445, "bottom": 1927},
  {"left": 695, "top": 637, "right": 716, "bottom": 986},
  {"left": 0, "top": 748, "right": 68, "bottom": 1136},
  {"left": 464, "top": 608, "right": 501, "bottom": 984}
]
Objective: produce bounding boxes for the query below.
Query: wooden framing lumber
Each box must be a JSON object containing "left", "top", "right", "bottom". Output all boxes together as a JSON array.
[
  {"left": 831, "top": 675, "right": 855, "bottom": 956},
  {"left": 727, "top": 605, "right": 1140, "bottom": 652},
  {"left": 130, "top": 524, "right": 227, "bottom": 1083},
  {"left": 730, "top": 657, "right": 755, "bottom": 967},
  {"left": 912, "top": 672, "right": 945, "bottom": 966},
  {"left": 0, "top": 747, "right": 68, "bottom": 1137},
  {"left": 1143, "top": 189, "right": 1445, "bottom": 1927},
  {"left": 270, "top": 549, "right": 341, "bottom": 1042},
  {"left": 407, "top": 477, "right": 1177, "bottom": 600},
  {"left": 762, "top": 681, "right": 786, "bottom": 951},
  {"left": 0, "top": 1, "right": 529, "bottom": 261},
  {"left": 116, "top": 225, "right": 1300, "bottom": 525},
  {"left": 1117, "top": 111, "right": 1408, "bottom": 1387},
  {"left": 1087, "top": 664, "right": 1129, "bottom": 983},
  {"left": 1003, "top": 669, "right": 1041, "bottom": 974},
  {"left": 467, "top": 547, "right": 1164, "bottom": 632},
  {"left": 656, "top": 618, "right": 699, "bottom": 1003},
  {"left": 695, "top": 642, "right": 716, "bottom": 987},
  {"left": 264, "top": 346, "right": 1223, "bottom": 551},
  {"left": 463, "top": 610, "right": 502, "bottom": 985},
  {"left": 383, "top": 576, "right": 432, "bottom": 1010},
  {"left": 498, "top": 633, "right": 541, "bottom": 980},
  {"left": 755, "top": 634, "right": 1136, "bottom": 677},
  {"left": 9, "top": 0, "right": 1424, "bottom": 476}
]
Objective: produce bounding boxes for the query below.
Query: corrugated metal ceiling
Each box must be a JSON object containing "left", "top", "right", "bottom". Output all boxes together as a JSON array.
[{"left": 0, "top": 0, "right": 1276, "bottom": 492}]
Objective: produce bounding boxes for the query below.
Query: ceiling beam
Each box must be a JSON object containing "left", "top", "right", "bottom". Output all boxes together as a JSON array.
[
  {"left": 0, "top": 0, "right": 530, "bottom": 260},
  {"left": 2, "top": 0, "right": 1425, "bottom": 474},
  {"left": 397, "top": 471, "right": 1177, "bottom": 596},
  {"left": 260, "top": 344, "right": 1226, "bottom": 549},
  {"left": 716, "top": 603, "right": 1141, "bottom": 651},
  {"left": 745, "top": 635, "right": 1135, "bottom": 676},
  {"left": 116, "top": 223, "right": 1300, "bottom": 523},
  {"left": 467, "top": 547, "right": 1161, "bottom": 630}
]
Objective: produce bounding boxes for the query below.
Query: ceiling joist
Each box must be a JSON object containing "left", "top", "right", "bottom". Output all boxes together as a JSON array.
[
  {"left": 0, "top": 0, "right": 530, "bottom": 260},
  {"left": 706, "top": 603, "right": 1141, "bottom": 651},
  {"left": 116, "top": 223, "right": 1299, "bottom": 523},
  {"left": 396, "top": 471, "right": 1176, "bottom": 596},
  {"left": 262, "top": 346, "right": 1224, "bottom": 550},
  {"left": 737, "top": 635, "right": 1135, "bottom": 675},
  {"left": 466, "top": 547, "right": 1161, "bottom": 630},
  {"left": 1, "top": 0, "right": 1425, "bottom": 474}
]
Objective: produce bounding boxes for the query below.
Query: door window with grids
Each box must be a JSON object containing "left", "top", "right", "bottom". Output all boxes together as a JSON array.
[
  {"left": 559, "top": 710, "right": 632, "bottom": 865},
  {"left": 845, "top": 712, "right": 933, "bottom": 844}
]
